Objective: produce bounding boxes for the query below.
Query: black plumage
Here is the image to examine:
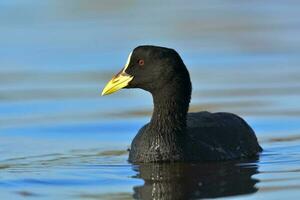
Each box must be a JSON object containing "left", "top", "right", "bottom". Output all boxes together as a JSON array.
[{"left": 102, "top": 45, "right": 262, "bottom": 163}]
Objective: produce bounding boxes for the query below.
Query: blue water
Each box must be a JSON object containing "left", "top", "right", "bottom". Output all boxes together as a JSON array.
[{"left": 1, "top": 1, "right": 300, "bottom": 199}]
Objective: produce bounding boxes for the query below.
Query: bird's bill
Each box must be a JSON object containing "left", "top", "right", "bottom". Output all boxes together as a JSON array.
[{"left": 101, "top": 70, "right": 133, "bottom": 96}]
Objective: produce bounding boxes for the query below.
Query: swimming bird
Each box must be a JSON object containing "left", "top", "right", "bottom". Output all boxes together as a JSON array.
[{"left": 102, "top": 45, "right": 262, "bottom": 163}]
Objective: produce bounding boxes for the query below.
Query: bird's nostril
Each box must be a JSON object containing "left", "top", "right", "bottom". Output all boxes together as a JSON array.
[{"left": 112, "top": 78, "right": 119, "bottom": 83}]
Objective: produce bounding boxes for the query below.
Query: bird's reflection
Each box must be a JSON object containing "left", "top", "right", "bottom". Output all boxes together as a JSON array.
[{"left": 132, "top": 159, "right": 259, "bottom": 200}]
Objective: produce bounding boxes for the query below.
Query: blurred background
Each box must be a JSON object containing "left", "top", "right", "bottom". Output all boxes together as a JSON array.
[{"left": 1, "top": 0, "right": 300, "bottom": 199}]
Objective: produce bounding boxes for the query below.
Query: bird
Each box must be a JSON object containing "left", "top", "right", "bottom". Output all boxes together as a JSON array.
[{"left": 102, "top": 45, "right": 262, "bottom": 163}]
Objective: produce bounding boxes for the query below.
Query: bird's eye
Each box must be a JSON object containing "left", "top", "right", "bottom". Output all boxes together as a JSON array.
[{"left": 138, "top": 59, "right": 145, "bottom": 66}]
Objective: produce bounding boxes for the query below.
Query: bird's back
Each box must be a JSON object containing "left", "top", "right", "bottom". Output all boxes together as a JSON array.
[{"left": 185, "top": 112, "right": 262, "bottom": 161}]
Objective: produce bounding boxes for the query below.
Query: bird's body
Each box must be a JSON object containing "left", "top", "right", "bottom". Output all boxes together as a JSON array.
[
  {"left": 102, "top": 45, "right": 262, "bottom": 163},
  {"left": 129, "top": 112, "right": 261, "bottom": 163}
]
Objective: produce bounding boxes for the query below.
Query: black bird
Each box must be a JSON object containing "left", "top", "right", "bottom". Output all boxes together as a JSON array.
[{"left": 102, "top": 45, "right": 262, "bottom": 163}]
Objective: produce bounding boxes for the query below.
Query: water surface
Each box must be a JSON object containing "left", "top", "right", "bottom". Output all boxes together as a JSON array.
[{"left": 1, "top": 1, "right": 300, "bottom": 199}]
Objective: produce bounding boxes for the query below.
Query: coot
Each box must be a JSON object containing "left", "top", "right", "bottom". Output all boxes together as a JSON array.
[{"left": 102, "top": 45, "right": 262, "bottom": 163}]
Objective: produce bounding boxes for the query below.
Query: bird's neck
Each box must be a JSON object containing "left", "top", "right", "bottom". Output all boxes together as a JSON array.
[
  {"left": 146, "top": 80, "right": 191, "bottom": 161},
  {"left": 149, "top": 80, "right": 191, "bottom": 136}
]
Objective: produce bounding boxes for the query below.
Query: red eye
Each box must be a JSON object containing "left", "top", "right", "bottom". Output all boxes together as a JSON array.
[{"left": 138, "top": 59, "right": 145, "bottom": 66}]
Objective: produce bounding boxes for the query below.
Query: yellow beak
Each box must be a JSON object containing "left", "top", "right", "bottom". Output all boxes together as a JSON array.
[{"left": 101, "top": 70, "right": 134, "bottom": 96}]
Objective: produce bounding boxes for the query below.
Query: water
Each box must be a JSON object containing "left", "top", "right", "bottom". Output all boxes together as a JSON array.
[{"left": 1, "top": 1, "right": 300, "bottom": 199}]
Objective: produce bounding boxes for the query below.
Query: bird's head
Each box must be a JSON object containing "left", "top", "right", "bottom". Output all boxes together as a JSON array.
[{"left": 102, "top": 45, "right": 190, "bottom": 95}]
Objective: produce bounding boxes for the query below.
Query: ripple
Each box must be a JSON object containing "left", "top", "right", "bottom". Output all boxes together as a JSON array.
[{"left": 1, "top": 0, "right": 300, "bottom": 199}]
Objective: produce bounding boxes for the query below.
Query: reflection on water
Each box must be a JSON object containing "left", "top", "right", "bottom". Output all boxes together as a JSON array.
[
  {"left": 133, "top": 160, "right": 259, "bottom": 200},
  {"left": 1, "top": 0, "right": 300, "bottom": 199}
]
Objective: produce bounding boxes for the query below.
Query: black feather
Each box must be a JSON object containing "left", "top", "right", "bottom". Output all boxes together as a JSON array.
[{"left": 123, "top": 45, "right": 262, "bottom": 163}]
